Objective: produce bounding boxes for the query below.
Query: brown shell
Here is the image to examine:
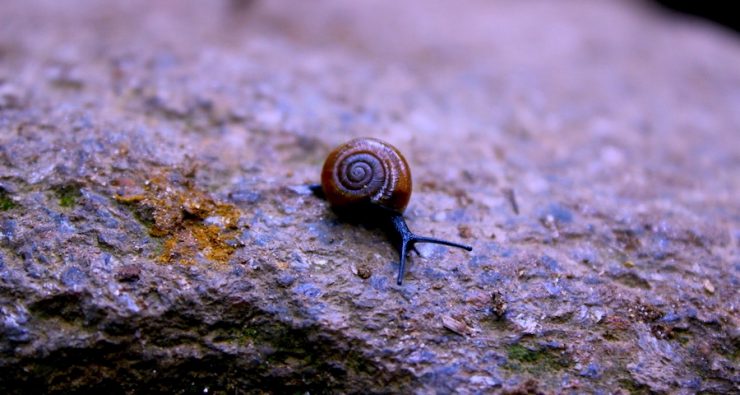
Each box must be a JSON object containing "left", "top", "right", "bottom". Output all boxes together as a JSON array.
[{"left": 321, "top": 138, "right": 412, "bottom": 213}]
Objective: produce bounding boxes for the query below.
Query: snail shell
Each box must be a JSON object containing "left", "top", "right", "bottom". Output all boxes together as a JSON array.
[{"left": 321, "top": 138, "right": 412, "bottom": 213}]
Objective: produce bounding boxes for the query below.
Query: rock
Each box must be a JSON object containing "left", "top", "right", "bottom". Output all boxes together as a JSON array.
[{"left": 0, "top": 0, "right": 738, "bottom": 393}]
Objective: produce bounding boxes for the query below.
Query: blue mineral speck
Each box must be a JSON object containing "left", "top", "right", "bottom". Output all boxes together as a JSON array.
[
  {"left": 61, "top": 266, "right": 86, "bottom": 287},
  {"left": 542, "top": 203, "right": 574, "bottom": 223},
  {"left": 423, "top": 267, "right": 447, "bottom": 280},
  {"left": 681, "top": 377, "right": 701, "bottom": 390},
  {"left": 293, "top": 283, "right": 321, "bottom": 298},
  {"left": 485, "top": 242, "right": 513, "bottom": 257},
  {"left": 660, "top": 311, "right": 681, "bottom": 323},
  {"left": 540, "top": 254, "right": 560, "bottom": 272},
  {"left": 0, "top": 219, "right": 16, "bottom": 242},
  {"left": 229, "top": 189, "right": 262, "bottom": 204},
  {"left": 579, "top": 362, "right": 601, "bottom": 378},
  {"left": 276, "top": 273, "right": 296, "bottom": 287},
  {"left": 305, "top": 221, "right": 335, "bottom": 245},
  {"left": 544, "top": 281, "right": 561, "bottom": 296},
  {"left": 408, "top": 349, "right": 437, "bottom": 364},
  {"left": 468, "top": 254, "right": 487, "bottom": 268},
  {"left": 370, "top": 275, "right": 388, "bottom": 291},
  {"left": 1, "top": 309, "right": 30, "bottom": 342},
  {"left": 479, "top": 270, "right": 502, "bottom": 285}
]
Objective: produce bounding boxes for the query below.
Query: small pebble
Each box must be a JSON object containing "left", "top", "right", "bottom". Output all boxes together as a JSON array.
[
  {"left": 276, "top": 273, "right": 296, "bottom": 287},
  {"left": 458, "top": 224, "right": 473, "bottom": 239},
  {"left": 356, "top": 265, "right": 372, "bottom": 279},
  {"left": 490, "top": 291, "right": 507, "bottom": 319},
  {"left": 470, "top": 375, "right": 501, "bottom": 388},
  {"left": 115, "top": 264, "right": 141, "bottom": 282},
  {"left": 432, "top": 211, "right": 447, "bottom": 222},
  {"left": 442, "top": 315, "right": 471, "bottom": 336}
]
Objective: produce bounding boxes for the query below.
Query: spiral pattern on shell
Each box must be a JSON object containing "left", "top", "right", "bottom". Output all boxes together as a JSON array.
[
  {"left": 321, "top": 138, "right": 412, "bottom": 213},
  {"left": 338, "top": 152, "right": 384, "bottom": 191}
]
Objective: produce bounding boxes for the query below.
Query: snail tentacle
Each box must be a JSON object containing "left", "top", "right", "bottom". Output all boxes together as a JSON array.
[
  {"left": 388, "top": 213, "right": 472, "bottom": 285},
  {"left": 410, "top": 236, "right": 474, "bottom": 252}
]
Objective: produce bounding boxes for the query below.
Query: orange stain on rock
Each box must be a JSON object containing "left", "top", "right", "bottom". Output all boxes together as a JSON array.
[{"left": 114, "top": 170, "right": 242, "bottom": 265}]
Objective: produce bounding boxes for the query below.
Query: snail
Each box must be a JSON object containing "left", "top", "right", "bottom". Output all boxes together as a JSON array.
[{"left": 311, "top": 137, "right": 472, "bottom": 285}]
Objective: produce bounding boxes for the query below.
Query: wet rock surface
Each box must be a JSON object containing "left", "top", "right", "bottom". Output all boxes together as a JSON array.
[{"left": 1, "top": 0, "right": 738, "bottom": 393}]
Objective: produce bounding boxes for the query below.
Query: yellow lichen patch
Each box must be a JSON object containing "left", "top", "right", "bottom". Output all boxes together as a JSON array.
[
  {"left": 114, "top": 170, "right": 243, "bottom": 265},
  {"left": 191, "top": 224, "right": 237, "bottom": 262},
  {"left": 113, "top": 194, "right": 145, "bottom": 204},
  {"left": 158, "top": 234, "right": 195, "bottom": 265},
  {"left": 213, "top": 204, "right": 241, "bottom": 229},
  {"left": 156, "top": 225, "right": 238, "bottom": 265}
]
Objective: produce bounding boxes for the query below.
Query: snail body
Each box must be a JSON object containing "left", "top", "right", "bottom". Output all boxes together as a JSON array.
[{"left": 313, "top": 137, "right": 472, "bottom": 285}]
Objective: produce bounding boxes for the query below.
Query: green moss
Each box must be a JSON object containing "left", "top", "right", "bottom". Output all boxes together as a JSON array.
[
  {"left": 221, "top": 326, "right": 260, "bottom": 345},
  {"left": 56, "top": 185, "right": 81, "bottom": 208},
  {"left": 148, "top": 238, "right": 165, "bottom": 258},
  {"left": 602, "top": 331, "right": 619, "bottom": 341},
  {"left": 672, "top": 330, "right": 691, "bottom": 345},
  {"left": 508, "top": 344, "right": 539, "bottom": 363},
  {"left": 0, "top": 190, "right": 16, "bottom": 210},
  {"left": 240, "top": 327, "right": 258, "bottom": 341},
  {"left": 732, "top": 343, "right": 739, "bottom": 361},
  {"left": 618, "top": 379, "right": 650, "bottom": 394},
  {"left": 505, "top": 343, "right": 571, "bottom": 373}
]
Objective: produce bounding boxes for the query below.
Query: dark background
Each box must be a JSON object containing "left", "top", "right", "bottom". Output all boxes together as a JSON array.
[{"left": 653, "top": 0, "right": 740, "bottom": 33}]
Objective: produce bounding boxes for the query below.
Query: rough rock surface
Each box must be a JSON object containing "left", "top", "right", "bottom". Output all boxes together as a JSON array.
[{"left": 1, "top": 0, "right": 738, "bottom": 393}]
